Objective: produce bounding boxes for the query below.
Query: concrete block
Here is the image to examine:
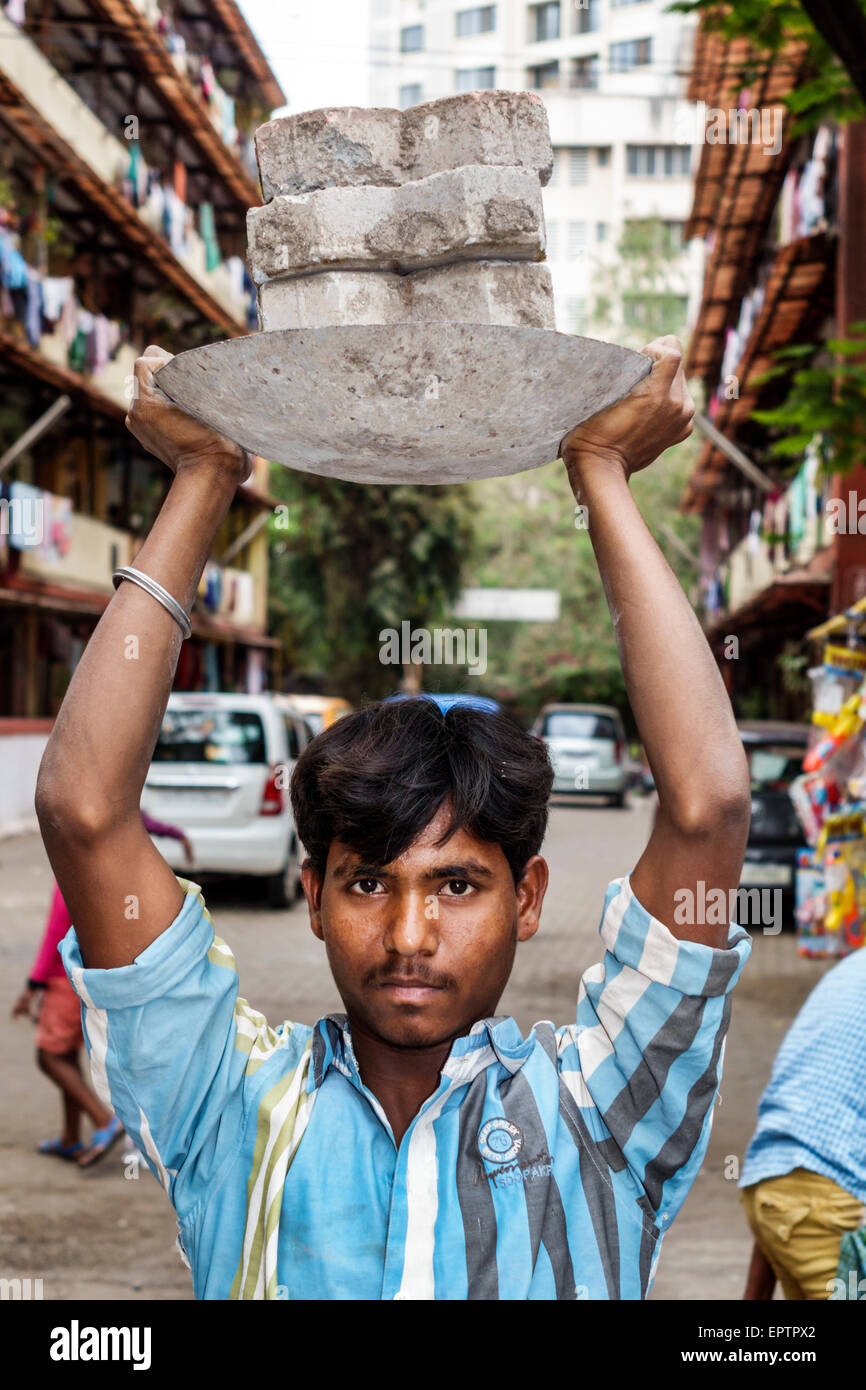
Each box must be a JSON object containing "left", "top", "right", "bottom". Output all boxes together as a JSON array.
[
  {"left": 247, "top": 165, "right": 545, "bottom": 283},
  {"left": 258, "top": 261, "right": 555, "bottom": 331},
  {"left": 255, "top": 91, "right": 553, "bottom": 200}
]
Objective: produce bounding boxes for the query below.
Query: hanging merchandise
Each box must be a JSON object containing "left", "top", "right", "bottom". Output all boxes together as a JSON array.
[{"left": 791, "top": 629, "right": 866, "bottom": 957}]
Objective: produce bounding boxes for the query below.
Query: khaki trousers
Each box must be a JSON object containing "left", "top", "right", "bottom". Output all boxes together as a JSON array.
[{"left": 742, "top": 1168, "right": 865, "bottom": 1300}]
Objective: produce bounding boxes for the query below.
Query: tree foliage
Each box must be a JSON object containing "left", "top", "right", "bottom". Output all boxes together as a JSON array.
[{"left": 267, "top": 469, "right": 474, "bottom": 704}]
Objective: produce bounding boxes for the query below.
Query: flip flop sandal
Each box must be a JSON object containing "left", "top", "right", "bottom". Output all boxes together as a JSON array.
[
  {"left": 78, "top": 1117, "right": 124, "bottom": 1168},
  {"left": 37, "top": 1138, "right": 84, "bottom": 1160}
]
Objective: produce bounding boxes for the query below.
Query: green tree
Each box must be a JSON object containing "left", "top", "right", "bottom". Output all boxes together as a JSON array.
[{"left": 267, "top": 471, "right": 475, "bottom": 704}]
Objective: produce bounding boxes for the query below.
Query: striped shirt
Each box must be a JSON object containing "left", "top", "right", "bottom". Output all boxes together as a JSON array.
[{"left": 60, "top": 875, "right": 750, "bottom": 1300}]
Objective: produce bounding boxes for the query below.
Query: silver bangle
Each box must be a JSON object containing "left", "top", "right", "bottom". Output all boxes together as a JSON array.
[{"left": 112, "top": 566, "right": 192, "bottom": 640}]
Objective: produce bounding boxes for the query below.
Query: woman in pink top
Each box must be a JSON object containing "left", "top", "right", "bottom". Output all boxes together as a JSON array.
[
  {"left": 13, "top": 883, "right": 123, "bottom": 1163},
  {"left": 13, "top": 817, "right": 190, "bottom": 1164}
]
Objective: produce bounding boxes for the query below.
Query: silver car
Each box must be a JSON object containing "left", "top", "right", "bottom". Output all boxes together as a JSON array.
[{"left": 533, "top": 703, "right": 629, "bottom": 806}]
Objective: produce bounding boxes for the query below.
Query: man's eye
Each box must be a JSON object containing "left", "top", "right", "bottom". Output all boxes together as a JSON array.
[
  {"left": 351, "top": 878, "right": 383, "bottom": 895},
  {"left": 442, "top": 880, "right": 472, "bottom": 896}
]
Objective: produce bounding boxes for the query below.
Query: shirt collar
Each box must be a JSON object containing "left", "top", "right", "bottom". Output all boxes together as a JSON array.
[{"left": 308, "top": 1012, "right": 537, "bottom": 1093}]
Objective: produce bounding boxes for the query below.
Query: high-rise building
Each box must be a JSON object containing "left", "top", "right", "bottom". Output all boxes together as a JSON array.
[
  {"left": 368, "top": 0, "right": 700, "bottom": 339},
  {"left": 0, "top": 0, "right": 285, "bottom": 827}
]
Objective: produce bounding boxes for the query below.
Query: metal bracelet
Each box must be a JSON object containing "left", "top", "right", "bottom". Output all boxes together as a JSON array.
[{"left": 112, "top": 566, "right": 192, "bottom": 640}]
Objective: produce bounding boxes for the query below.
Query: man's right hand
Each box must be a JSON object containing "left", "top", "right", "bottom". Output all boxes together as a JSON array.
[{"left": 126, "top": 345, "right": 252, "bottom": 483}]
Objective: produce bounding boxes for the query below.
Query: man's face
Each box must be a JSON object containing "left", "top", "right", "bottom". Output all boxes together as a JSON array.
[{"left": 302, "top": 805, "right": 548, "bottom": 1049}]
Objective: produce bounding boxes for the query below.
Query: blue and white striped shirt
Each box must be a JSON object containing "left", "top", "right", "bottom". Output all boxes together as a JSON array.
[{"left": 61, "top": 875, "right": 750, "bottom": 1300}]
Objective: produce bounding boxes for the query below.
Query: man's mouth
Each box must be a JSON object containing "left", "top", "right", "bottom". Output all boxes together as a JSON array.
[{"left": 376, "top": 977, "right": 447, "bottom": 1003}]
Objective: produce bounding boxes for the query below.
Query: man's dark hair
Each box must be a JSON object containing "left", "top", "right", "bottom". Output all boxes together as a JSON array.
[{"left": 291, "top": 698, "right": 554, "bottom": 883}]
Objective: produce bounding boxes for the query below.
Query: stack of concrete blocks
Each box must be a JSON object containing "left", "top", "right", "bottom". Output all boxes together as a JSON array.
[{"left": 247, "top": 91, "right": 556, "bottom": 334}]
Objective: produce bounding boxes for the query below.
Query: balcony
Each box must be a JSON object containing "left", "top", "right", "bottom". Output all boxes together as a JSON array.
[
  {"left": 0, "top": 10, "right": 248, "bottom": 330},
  {"left": 19, "top": 511, "right": 132, "bottom": 594}
]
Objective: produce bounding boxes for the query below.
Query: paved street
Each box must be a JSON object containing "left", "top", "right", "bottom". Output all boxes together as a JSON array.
[{"left": 0, "top": 802, "right": 831, "bottom": 1300}]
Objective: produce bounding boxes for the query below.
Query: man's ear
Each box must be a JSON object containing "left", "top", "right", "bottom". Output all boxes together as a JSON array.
[
  {"left": 301, "top": 861, "right": 324, "bottom": 941},
  {"left": 516, "top": 855, "right": 548, "bottom": 943}
]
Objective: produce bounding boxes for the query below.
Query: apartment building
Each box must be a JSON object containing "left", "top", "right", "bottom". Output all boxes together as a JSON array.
[
  {"left": 369, "top": 0, "right": 700, "bottom": 338},
  {"left": 0, "top": 0, "right": 284, "bottom": 826}
]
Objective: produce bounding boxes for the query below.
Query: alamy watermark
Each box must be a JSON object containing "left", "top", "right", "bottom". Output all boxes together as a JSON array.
[
  {"left": 676, "top": 103, "right": 784, "bottom": 156},
  {"left": 674, "top": 881, "right": 782, "bottom": 935},
  {"left": 379, "top": 621, "right": 487, "bottom": 676},
  {"left": 0, "top": 494, "right": 44, "bottom": 546}
]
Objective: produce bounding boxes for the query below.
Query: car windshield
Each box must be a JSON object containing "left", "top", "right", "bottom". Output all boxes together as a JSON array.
[
  {"left": 745, "top": 743, "right": 805, "bottom": 792},
  {"left": 302, "top": 711, "right": 324, "bottom": 735},
  {"left": 153, "top": 709, "right": 266, "bottom": 764},
  {"left": 543, "top": 712, "right": 617, "bottom": 740}
]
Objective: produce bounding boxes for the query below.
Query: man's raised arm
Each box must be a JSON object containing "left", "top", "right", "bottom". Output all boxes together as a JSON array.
[
  {"left": 36, "top": 347, "right": 250, "bottom": 969},
  {"left": 561, "top": 335, "right": 751, "bottom": 946}
]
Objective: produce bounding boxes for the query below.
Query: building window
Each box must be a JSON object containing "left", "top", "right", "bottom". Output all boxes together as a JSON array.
[
  {"left": 400, "top": 24, "right": 424, "bottom": 53},
  {"left": 626, "top": 144, "right": 691, "bottom": 176},
  {"left": 455, "top": 66, "right": 496, "bottom": 91},
  {"left": 546, "top": 221, "right": 560, "bottom": 259},
  {"left": 528, "top": 60, "right": 560, "bottom": 90},
  {"left": 596, "top": 221, "right": 607, "bottom": 242},
  {"left": 456, "top": 5, "right": 496, "bottom": 36},
  {"left": 610, "top": 37, "right": 653, "bottom": 71},
  {"left": 596, "top": 146, "right": 610, "bottom": 166},
  {"left": 399, "top": 83, "right": 423, "bottom": 109},
  {"left": 566, "top": 296, "right": 588, "bottom": 334},
  {"left": 568, "top": 147, "right": 589, "bottom": 184},
  {"left": 571, "top": 54, "right": 599, "bottom": 89},
  {"left": 529, "top": 1, "right": 560, "bottom": 42},
  {"left": 572, "top": 0, "right": 600, "bottom": 35},
  {"left": 568, "top": 220, "right": 587, "bottom": 256}
]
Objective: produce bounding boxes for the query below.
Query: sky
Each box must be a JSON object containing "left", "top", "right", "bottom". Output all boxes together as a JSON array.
[{"left": 239, "top": 0, "right": 373, "bottom": 117}]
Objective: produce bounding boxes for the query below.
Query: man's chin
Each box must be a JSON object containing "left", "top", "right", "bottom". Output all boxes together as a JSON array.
[{"left": 363, "top": 1006, "right": 467, "bottom": 1051}]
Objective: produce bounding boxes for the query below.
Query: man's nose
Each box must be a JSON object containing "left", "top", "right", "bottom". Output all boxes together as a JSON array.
[{"left": 383, "top": 891, "right": 439, "bottom": 956}]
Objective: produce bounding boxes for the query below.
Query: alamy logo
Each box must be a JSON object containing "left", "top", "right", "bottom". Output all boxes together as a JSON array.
[
  {"left": 379, "top": 621, "right": 487, "bottom": 676},
  {"left": 0, "top": 494, "right": 44, "bottom": 546},
  {"left": 49, "top": 1320, "right": 151, "bottom": 1371},
  {"left": 0, "top": 1277, "right": 43, "bottom": 1299}
]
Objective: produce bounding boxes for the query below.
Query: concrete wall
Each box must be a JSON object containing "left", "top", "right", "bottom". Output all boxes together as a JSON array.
[{"left": 0, "top": 729, "right": 50, "bottom": 836}]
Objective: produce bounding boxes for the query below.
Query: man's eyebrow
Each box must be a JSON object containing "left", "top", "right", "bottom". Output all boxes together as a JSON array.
[
  {"left": 330, "top": 858, "right": 389, "bottom": 881},
  {"left": 329, "top": 858, "right": 495, "bottom": 881},
  {"left": 422, "top": 861, "right": 494, "bottom": 881}
]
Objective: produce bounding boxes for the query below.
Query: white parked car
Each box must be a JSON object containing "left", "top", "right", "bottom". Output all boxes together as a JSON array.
[
  {"left": 532, "top": 702, "right": 629, "bottom": 807},
  {"left": 142, "top": 693, "right": 313, "bottom": 908}
]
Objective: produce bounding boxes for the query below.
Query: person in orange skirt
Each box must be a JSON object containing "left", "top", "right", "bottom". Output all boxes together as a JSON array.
[{"left": 12, "top": 882, "right": 123, "bottom": 1166}]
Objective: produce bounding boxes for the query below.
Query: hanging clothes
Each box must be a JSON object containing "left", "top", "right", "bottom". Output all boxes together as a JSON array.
[
  {"left": 198, "top": 202, "right": 220, "bottom": 271},
  {"left": 3, "top": 0, "right": 26, "bottom": 26},
  {"left": 25, "top": 272, "right": 42, "bottom": 347},
  {"left": 40, "top": 276, "right": 73, "bottom": 323},
  {"left": 172, "top": 159, "right": 187, "bottom": 206}
]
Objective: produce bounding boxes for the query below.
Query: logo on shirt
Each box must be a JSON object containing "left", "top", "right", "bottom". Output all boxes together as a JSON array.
[{"left": 477, "top": 1118, "right": 524, "bottom": 1165}]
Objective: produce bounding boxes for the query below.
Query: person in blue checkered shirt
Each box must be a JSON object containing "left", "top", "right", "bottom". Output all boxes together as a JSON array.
[
  {"left": 740, "top": 948, "right": 866, "bottom": 1300},
  {"left": 39, "top": 337, "right": 753, "bottom": 1299}
]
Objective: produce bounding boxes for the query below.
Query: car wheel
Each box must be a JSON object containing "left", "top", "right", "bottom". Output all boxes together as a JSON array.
[
  {"left": 610, "top": 790, "right": 626, "bottom": 808},
  {"left": 266, "top": 837, "right": 299, "bottom": 910}
]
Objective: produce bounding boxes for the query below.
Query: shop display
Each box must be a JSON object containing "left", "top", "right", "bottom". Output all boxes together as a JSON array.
[{"left": 791, "top": 632, "right": 866, "bottom": 957}]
